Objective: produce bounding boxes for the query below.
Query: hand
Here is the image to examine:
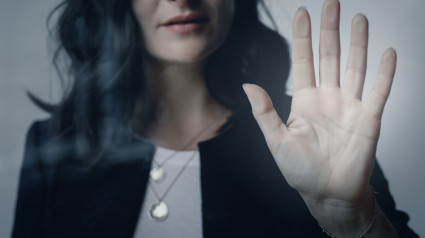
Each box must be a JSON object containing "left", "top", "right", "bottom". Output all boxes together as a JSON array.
[{"left": 243, "top": 0, "right": 397, "bottom": 235}]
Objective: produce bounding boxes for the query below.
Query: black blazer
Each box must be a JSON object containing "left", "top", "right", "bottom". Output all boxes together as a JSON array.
[{"left": 12, "top": 97, "right": 419, "bottom": 237}]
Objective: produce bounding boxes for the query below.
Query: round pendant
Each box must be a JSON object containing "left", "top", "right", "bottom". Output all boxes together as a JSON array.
[
  {"left": 148, "top": 201, "right": 169, "bottom": 222},
  {"left": 150, "top": 166, "right": 166, "bottom": 183}
]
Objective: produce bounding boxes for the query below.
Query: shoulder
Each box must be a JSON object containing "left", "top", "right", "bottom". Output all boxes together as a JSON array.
[
  {"left": 25, "top": 117, "right": 61, "bottom": 147},
  {"left": 24, "top": 117, "right": 155, "bottom": 168},
  {"left": 23, "top": 117, "right": 75, "bottom": 169}
]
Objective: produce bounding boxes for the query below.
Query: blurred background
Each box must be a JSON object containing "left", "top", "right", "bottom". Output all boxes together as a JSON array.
[{"left": 1, "top": 0, "right": 424, "bottom": 236}]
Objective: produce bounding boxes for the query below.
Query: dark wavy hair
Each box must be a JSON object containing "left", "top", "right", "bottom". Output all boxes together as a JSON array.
[{"left": 31, "top": 0, "right": 291, "bottom": 163}]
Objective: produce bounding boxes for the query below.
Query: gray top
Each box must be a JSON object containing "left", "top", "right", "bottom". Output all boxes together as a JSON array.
[{"left": 133, "top": 146, "right": 202, "bottom": 238}]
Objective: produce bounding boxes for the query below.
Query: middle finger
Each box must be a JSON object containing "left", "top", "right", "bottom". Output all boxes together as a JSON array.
[{"left": 319, "top": 0, "right": 341, "bottom": 88}]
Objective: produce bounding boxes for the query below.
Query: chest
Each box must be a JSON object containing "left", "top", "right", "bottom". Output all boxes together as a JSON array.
[{"left": 40, "top": 126, "right": 324, "bottom": 237}]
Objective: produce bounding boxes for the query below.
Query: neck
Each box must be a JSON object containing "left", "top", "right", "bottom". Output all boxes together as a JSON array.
[
  {"left": 146, "top": 58, "right": 211, "bottom": 114},
  {"left": 135, "top": 57, "right": 230, "bottom": 150}
]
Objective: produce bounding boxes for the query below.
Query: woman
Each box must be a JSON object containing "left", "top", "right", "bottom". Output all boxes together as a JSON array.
[{"left": 12, "top": 0, "right": 418, "bottom": 237}]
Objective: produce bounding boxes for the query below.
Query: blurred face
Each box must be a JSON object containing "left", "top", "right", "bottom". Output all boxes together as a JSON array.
[{"left": 132, "top": 0, "right": 235, "bottom": 64}]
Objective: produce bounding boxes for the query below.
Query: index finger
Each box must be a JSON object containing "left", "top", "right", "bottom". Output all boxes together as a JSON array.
[{"left": 292, "top": 8, "right": 316, "bottom": 92}]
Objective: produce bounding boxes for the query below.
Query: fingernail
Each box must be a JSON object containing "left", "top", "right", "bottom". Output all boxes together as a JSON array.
[
  {"left": 242, "top": 83, "right": 250, "bottom": 95},
  {"left": 295, "top": 11, "right": 309, "bottom": 37},
  {"left": 385, "top": 48, "right": 397, "bottom": 57},
  {"left": 324, "top": 0, "right": 339, "bottom": 22},
  {"left": 242, "top": 84, "right": 260, "bottom": 110},
  {"left": 353, "top": 14, "right": 367, "bottom": 32},
  {"left": 298, "top": 6, "right": 307, "bottom": 11},
  {"left": 242, "top": 83, "right": 252, "bottom": 93},
  {"left": 383, "top": 48, "right": 397, "bottom": 65}
]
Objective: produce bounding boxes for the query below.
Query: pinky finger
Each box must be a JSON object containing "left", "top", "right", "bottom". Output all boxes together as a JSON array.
[{"left": 365, "top": 48, "right": 397, "bottom": 120}]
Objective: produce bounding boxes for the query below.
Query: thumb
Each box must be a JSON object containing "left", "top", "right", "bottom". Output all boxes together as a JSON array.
[{"left": 242, "top": 83, "right": 286, "bottom": 147}]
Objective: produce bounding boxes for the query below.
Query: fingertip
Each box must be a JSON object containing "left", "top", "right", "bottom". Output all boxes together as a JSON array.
[
  {"left": 325, "top": 0, "right": 340, "bottom": 6},
  {"left": 243, "top": 83, "right": 265, "bottom": 99},
  {"left": 242, "top": 83, "right": 257, "bottom": 104},
  {"left": 323, "top": 0, "right": 340, "bottom": 20},
  {"left": 242, "top": 83, "right": 253, "bottom": 88},
  {"left": 242, "top": 83, "right": 271, "bottom": 111},
  {"left": 386, "top": 47, "right": 397, "bottom": 57},
  {"left": 355, "top": 12, "right": 367, "bottom": 18},
  {"left": 294, "top": 8, "right": 311, "bottom": 37},
  {"left": 352, "top": 13, "right": 368, "bottom": 31},
  {"left": 242, "top": 83, "right": 262, "bottom": 92},
  {"left": 242, "top": 83, "right": 254, "bottom": 95},
  {"left": 383, "top": 48, "right": 397, "bottom": 67},
  {"left": 298, "top": 6, "right": 307, "bottom": 11}
]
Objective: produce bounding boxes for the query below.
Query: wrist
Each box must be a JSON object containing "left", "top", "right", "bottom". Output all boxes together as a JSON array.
[{"left": 304, "top": 188, "right": 376, "bottom": 238}]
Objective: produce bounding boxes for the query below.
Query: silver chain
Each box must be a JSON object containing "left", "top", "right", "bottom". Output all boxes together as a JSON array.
[
  {"left": 149, "top": 150, "right": 198, "bottom": 202},
  {"left": 153, "top": 108, "right": 227, "bottom": 168},
  {"left": 149, "top": 108, "right": 228, "bottom": 202}
]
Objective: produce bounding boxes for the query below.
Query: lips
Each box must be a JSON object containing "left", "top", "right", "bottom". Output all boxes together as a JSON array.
[
  {"left": 163, "top": 13, "right": 209, "bottom": 26},
  {"left": 162, "top": 13, "right": 209, "bottom": 34}
]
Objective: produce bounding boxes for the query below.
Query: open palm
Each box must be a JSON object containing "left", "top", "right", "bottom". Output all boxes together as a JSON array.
[{"left": 243, "top": 0, "right": 397, "bottom": 210}]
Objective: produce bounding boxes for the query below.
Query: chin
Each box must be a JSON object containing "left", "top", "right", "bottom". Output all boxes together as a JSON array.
[
  {"left": 163, "top": 52, "right": 208, "bottom": 65},
  {"left": 151, "top": 40, "right": 219, "bottom": 65}
]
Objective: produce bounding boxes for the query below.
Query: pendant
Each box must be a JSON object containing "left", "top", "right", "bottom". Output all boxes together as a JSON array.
[
  {"left": 148, "top": 201, "right": 169, "bottom": 222},
  {"left": 150, "top": 166, "right": 166, "bottom": 183}
]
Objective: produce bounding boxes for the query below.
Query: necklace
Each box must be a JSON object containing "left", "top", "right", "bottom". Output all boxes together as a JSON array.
[
  {"left": 149, "top": 108, "right": 228, "bottom": 183},
  {"left": 147, "top": 108, "right": 228, "bottom": 222},
  {"left": 148, "top": 150, "right": 198, "bottom": 221}
]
